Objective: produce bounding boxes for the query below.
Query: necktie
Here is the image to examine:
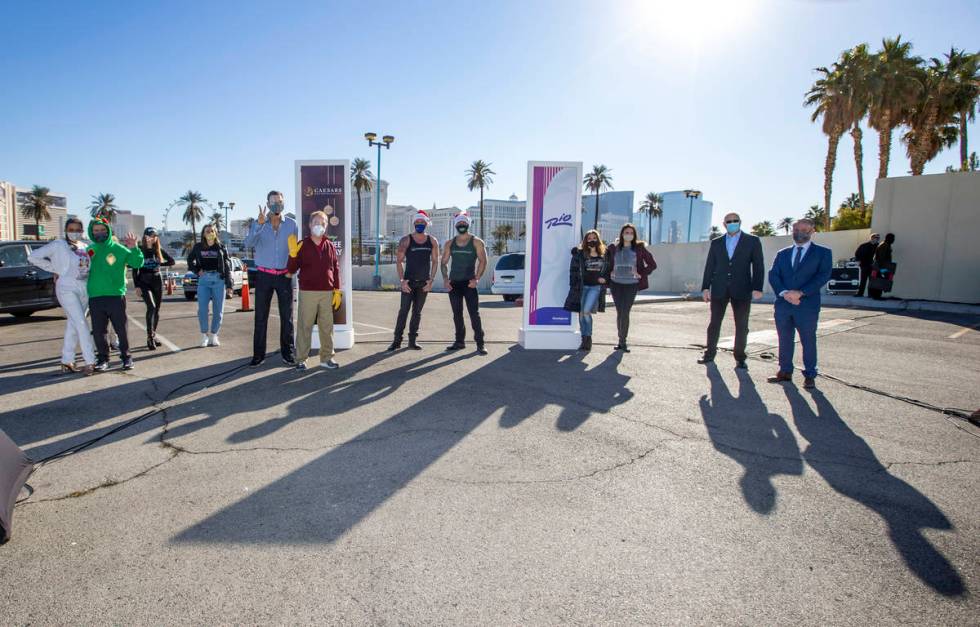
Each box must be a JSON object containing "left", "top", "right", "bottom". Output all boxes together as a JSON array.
[{"left": 792, "top": 246, "right": 803, "bottom": 271}]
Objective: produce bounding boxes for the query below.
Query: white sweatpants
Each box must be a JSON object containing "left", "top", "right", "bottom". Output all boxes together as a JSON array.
[{"left": 57, "top": 286, "right": 96, "bottom": 365}]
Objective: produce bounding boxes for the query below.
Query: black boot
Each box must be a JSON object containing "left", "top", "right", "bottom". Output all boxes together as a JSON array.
[
  {"left": 147, "top": 335, "right": 156, "bottom": 351},
  {"left": 387, "top": 339, "right": 401, "bottom": 352},
  {"left": 407, "top": 337, "right": 422, "bottom": 350},
  {"left": 583, "top": 336, "right": 592, "bottom": 352}
]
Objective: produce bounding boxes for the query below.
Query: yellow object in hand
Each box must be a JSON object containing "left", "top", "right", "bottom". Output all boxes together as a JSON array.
[
  {"left": 332, "top": 290, "right": 342, "bottom": 311},
  {"left": 288, "top": 234, "right": 301, "bottom": 257}
]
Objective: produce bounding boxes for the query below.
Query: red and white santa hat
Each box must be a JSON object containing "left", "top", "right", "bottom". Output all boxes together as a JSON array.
[
  {"left": 453, "top": 211, "right": 470, "bottom": 227},
  {"left": 413, "top": 210, "right": 431, "bottom": 224}
]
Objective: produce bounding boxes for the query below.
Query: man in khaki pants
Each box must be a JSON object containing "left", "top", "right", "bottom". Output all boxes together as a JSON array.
[{"left": 287, "top": 211, "right": 342, "bottom": 370}]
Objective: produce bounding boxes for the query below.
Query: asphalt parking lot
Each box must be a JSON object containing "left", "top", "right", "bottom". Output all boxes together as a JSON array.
[{"left": 0, "top": 290, "right": 978, "bottom": 624}]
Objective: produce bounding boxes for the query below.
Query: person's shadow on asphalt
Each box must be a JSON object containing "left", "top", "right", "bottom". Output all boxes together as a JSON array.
[
  {"left": 784, "top": 385, "right": 966, "bottom": 597},
  {"left": 700, "top": 362, "right": 803, "bottom": 515}
]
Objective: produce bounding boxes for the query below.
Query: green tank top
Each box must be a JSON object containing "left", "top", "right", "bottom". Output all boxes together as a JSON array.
[{"left": 449, "top": 236, "right": 477, "bottom": 282}]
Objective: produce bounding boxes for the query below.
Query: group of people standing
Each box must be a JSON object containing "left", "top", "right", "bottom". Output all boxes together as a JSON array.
[{"left": 854, "top": 232, "right": 898, "bottom": 300}]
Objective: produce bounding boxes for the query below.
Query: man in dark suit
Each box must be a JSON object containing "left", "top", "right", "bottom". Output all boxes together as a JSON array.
[
  {"left": 698, "top": 212, "right": 765, "bottom": 369},
  {"left": 853, "top": 233, "right": 879, "bottom": 297},
  {"left": 767, "top": 218, "right": 833, "bottom": 390}
]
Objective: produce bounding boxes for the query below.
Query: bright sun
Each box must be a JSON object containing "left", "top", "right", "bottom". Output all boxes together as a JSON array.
[{"left": 623, "top": 0, "right": 762, "bottom": 52}]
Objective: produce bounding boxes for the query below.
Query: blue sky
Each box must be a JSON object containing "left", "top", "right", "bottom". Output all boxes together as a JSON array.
[{"left": 1, "top": 0, "right": 977, "bottom": 231}]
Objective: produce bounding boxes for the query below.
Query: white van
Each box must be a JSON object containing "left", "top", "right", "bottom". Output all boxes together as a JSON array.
[{"left": 490, "top": 253, "right": 525, "bottom": 301}]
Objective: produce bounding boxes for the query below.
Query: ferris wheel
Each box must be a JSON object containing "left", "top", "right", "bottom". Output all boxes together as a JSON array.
[{"left": 162, "top": 199, "right": 218, "bottom": 235}]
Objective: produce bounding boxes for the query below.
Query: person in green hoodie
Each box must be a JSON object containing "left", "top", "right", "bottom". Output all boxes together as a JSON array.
[{"left": 86, "top": 218, "right": 143, "bottom": 371}]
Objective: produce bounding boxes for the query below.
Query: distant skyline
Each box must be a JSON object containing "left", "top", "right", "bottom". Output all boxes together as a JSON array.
[{"left": 1, "top": 0, "right": 977, "bottom": 234}]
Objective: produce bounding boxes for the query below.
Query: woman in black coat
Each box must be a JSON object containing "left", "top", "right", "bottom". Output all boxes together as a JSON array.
[
  {"left": 563, "top": 229, "right": 610, "bottom": 352},
  {"left": 869, "top": 232, "right": 896, "bottom": 300}
]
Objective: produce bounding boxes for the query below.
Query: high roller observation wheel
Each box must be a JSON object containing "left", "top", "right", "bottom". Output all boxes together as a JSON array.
[{"left": 162, "top": 199, "right": 218, "bottom": 234}]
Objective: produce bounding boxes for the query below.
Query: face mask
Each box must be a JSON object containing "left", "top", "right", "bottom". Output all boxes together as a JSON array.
[
  {"left": 456, "top": 224, "right": 469, "bottom": 234},
  {"left": 205, "top": 233, "right": 217, "bottom": 243},
  {"left": 269, "top": 202, "right": 283, "bottom": 214},
  {"left": 67, "top": 232, "right": 83, "bottom": 242},
  {"left": 414, "top": 224, "right": 426, "bottom": 234},
  {"left": 726, "top": 222, "right": 740, "bottom": 234},
  {"left": 93, "top": 232, "right": 108, "bottom": 243},
  {"left": 586, "top": 240, "right": 598, "bottom": 248},
  {"left": 622, "top": 233, "right": 634, "bottom": 243},
  {"left": 311, "top": 224, "right": 326, "bottom": 237},
  {"left": 793, "top": 232, "right": 811, "bottom": 244}
]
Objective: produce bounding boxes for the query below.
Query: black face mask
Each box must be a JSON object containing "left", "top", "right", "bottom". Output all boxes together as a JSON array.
[
  {"left": 456, "top": 225, "right": 469, "bottom": 234},
  {"left": 586, "top": 240, "right": 598, "bottom": 248}
]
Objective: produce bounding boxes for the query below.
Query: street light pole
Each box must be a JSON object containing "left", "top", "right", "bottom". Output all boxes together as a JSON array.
[
  {"left": 684, "top": 189, "right": 701, "bottom": 243},
  {"left": 365, "top": 132, "right": 394, "bottom": 288}
]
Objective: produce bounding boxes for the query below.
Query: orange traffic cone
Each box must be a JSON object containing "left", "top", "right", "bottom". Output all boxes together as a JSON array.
[
  {"left": 165, "top": 277, "right": 174, "bottom": 295},
  {"left": 239, "top": 274, "right": 252, "bottom": 312}
]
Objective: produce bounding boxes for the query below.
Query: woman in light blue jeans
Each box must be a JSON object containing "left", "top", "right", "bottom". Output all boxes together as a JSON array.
[
  {"left": 563, "top": 229, "right": 610, "bottom": 352},
  {"left": 187, "top": 224, "right": 233, "bottom": 347}
]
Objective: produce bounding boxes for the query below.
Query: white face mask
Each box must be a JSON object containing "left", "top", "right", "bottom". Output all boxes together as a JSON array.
[
  {"left": 311, "top": 224, "right": 326, "bottom": 237},
  {"left": 622, "top": 233, "right": 634, "bottom": 243},
  {"left": 67, "top": 232, "right": 83, "bottom": 242}
]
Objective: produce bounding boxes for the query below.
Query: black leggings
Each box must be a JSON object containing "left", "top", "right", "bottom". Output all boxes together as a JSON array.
[
  {"left": 137, "top": 275, "right": 164, "bottom": 335},
  {"left": 610, "top": 283, "right": 639, "bottom": 343}
]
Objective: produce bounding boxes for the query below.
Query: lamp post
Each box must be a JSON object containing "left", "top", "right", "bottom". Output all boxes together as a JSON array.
[
  {"left": 365, "top": 132, "right": 394, "bottom": 288},
  {"left": 217, "top": 201, "right": 235, "bottom": 235},
  {"left": 684, "top": 189, "right": 702, "bottom": 243}
]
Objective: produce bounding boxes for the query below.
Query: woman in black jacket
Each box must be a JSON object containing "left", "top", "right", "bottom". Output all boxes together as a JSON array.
[
  {"left": 563, "top": 229, "right": 610, "bottom": 352},
  {"left": 133, "top": 227, "right": 175, "bottom": 350},
  {"left": 187, "top": 224, "right": 234, "bottom": 347},
  {"left": 869, "top": 232, "right": 896, "bottom": 300}
]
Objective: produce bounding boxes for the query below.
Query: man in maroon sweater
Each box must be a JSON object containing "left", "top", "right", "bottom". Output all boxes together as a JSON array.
[{"left": 287, "top": 210, "right": 342, "bottom": 370}]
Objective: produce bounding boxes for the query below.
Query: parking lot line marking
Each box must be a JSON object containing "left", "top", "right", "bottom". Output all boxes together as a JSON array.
[
  {"left": 127, "top": 316, "right": 181, "bottom": 353},
  {"left": 948, "top": 323, "right": 979, "bottom": 340},
  {"left": 355, "top": 321, "right": 394, "bottom": 332},
  {"left": 719, "top": 319, "right": 853, "bottom": 350}
]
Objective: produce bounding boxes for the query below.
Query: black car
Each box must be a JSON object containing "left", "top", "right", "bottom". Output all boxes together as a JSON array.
[{"left": 0, "top": 240, "right": 59, "bottom": 317}]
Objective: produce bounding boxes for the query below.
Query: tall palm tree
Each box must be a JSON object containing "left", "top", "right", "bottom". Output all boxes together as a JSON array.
[
  {"left": 583, "top": 165, "right": 613, "bottom": 231},
  {"left": 21, "top": 185, "right": 52, "bottom": 240},
  {"left": 868, "top": 36, "right": 923, "bottom": 181},
  {"left": 88, "top": 192, "right": 119, "bottom": 223},
  {"left": 904, "top": 57, "right": 958, "bottom": 175},
  {"left": 805, "top": 63, "right": 849, "bottom": 230},
  {"left": 638, "top": 192, "right": 663, "bottom": 243},
  {"left": 945, "top": 48, "right": 980, "bottom": 170},
  {"left": 351, "top": 157, "right": 373, "bottom": 266},
  {"left": 839, "top": 44, "right": 873, "bottom": 207},
  {"left": 804, "top": 205, "right": 829, "bottom": 232},
  {"left": 210, "top": 212, "right": 225, "bottom": 232},
  {"left": 466, "top": 160, "right": 496, "bottom": 239},
  {"left": 178, "top": 190, "right": 207, "bottom": 243},
  {"left": 777, "top": 217, "right": 794, "bottom": 234}
]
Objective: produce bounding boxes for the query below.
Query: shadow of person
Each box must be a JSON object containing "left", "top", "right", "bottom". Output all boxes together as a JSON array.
[
  {"left": 700, "top": 363, "right": 802, "bottom": 515},
  {"left": 171, "top": 345, "right": 634, "bottom": 546},
  {"left": 784, "top": 385, "right": 966, "bottom": 597}
]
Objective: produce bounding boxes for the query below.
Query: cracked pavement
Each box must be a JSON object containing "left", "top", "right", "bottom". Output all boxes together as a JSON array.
[{"left": 1, "top": 292, "right": 978, "bottom": 624}]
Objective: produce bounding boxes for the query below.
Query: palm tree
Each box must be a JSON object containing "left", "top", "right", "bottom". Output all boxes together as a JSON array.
[
  {"left": 180, "top": 231, "right": 196, "bottom": 256},
  {"left": 839, "top": 44, "right": 873, "bottom": 208},
  {"left": 351, "top": 158, "right": 373, "bottom": 266},
  {"left": 210, "top": 212, "right": 225, "bottom": 232},
  {"left": 583, "top": 165, "right": 613, "bottom": 232},
  {"left": 88, "top": 192, "right": 119, "bottom": 223},
  {"left": 750, "top": 221, "right": 776, "bottom": 237},
  {"left": 904, "top": 57, "right": 958, "bottom": 175},
  {"left": 638, "top": 192, "right": 663, "bottom": 243},
  {"left": 21, "top": 185, "right": 52, "bottom": 240},
  {"left": 492, "top": 223, "right": 515, "bottom": 254},
  {"left": 945, "top": 48, "right": 980, "bottom": 170},
  {"left": 777, "top": 217, "right": 794, "bottom": 234},
  {"left": 178, "top": 190, "right": 207, "bottom": 243},
  {"left": 805, "top": 63, "right": 849, "bottom": 230},
  {"left": 868, "top": 36, "right": 923, "bottom": 181},
  {"left": 804, "top": 204, "right": 829, "bottom": 231},
  {"left": 709, "top": 225, "right": 722, "bottom": 238},
  {"left": 466, "top": 160, "right": 496, "bottom": 239}
]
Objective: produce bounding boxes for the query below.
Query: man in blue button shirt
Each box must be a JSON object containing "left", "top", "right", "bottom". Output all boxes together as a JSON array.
[{"left": 245, "top": 190, "right": 299, "bottom": 367}]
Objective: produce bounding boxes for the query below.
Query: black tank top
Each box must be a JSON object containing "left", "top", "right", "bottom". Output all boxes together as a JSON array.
[{"left": 404, "top": 235, "right": 433, "bottom": 282}]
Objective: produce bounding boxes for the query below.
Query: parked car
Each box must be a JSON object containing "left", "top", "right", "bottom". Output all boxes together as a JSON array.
[
  {"left": 181, "top": 256, "right": 246, "bottom": 301},
  {"left": 0, "top": 240, "right": 59, "bottom": 317},
  {"left": 490, "top": 253, "right": 525, "bottom": 301}
]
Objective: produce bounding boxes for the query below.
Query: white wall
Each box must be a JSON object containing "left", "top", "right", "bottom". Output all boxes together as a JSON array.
[{"left": 871, "top": 172, "right": 980, "bottom": 303}]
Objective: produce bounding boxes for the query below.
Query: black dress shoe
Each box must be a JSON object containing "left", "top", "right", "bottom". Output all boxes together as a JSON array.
[
  {"left": 407, "top": 341, "right": 423, "bottom": 351},
  {"left": 476, "top": 345, "right": 488, "bottom": 355},
  {"left": 803, "top": 376, "right": 816, "bottom": 389},
  {"left": 767, "top": 372, "right": 792, "bottom": 383},
  {"left": 735, "top": 360, "right": 747, "bottom": 369},
  {"left": 445, "top": 342, "right": 465, "bottom": 352},
  {"left": 387, "top": 341, "right": 401, "bottom": 352},
  {"left": 281, "top": 355, "right": 297, "bottom": 366},
  {"left": 697, "top": 354, "right": 715, "bottom": 364},
  {"left": 249, "top": 357, "right": 265, "bottom": 368}
]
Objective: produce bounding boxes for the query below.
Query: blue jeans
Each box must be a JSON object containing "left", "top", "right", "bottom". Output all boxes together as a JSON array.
[
  {"left": 579, "top": 285, "right": 602, "bottom": 336},
  {"left": 197, "top": 272, "right": 225, "bottom": 334}
]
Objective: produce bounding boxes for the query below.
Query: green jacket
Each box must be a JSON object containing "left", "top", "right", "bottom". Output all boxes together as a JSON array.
[{"left": 86, "top": 219, "right": 144, "bottom": 297}]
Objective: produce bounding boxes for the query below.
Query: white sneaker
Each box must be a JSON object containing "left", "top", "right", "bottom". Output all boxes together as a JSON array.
[
  {"left": 320, "top": 359, "right": 339, "bottom": 370},
  {"left": 209, "top": 334, "right": 220, "bottom": 347},
  {"left": 200, "top": 333, "right": 210, "bottom": 348}
]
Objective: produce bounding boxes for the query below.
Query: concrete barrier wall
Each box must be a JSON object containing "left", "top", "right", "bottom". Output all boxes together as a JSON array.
[
  {"left": 352, "top": 257, "right": 499, "bottom": 292},
  {"left": 646, "top": 229, "right": 871, "bottom": 295},
  {"left": 871, "top": 172, "right": 980, "bottom": 303}
]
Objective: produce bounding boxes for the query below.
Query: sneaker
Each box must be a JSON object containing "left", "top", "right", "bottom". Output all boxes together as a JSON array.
[
  {"left": 200, "top": 333, "right": 210, "bottom": 348},
  {"left": 153, "top": 338, "right": 162, "bottom": 347},
  {"left": 122, "top": 358, "right": 135, "bottom": 370},
  {"left": 94, "top": 361, "right": 109, "bottom": 372},
  {"left": 282, "top": 355, "right": 297, "bottom": 366},
  {"left": 476, "top": 345, "right": 488, "bottom": 355},
  {"left": 210, "top": 334, "right": 220, "bottom": 347},
  {"left": 296, "top": 362, "right": 308, "bottom": 371},
  {"left": 249, "top": 357, "right": 265, "bottom": 368},
  {"left": 445, "top": 342, "right": 465, "bottom": 352},
  {"left": 320, "top": 360, "right": 339, "bottom": 370}
]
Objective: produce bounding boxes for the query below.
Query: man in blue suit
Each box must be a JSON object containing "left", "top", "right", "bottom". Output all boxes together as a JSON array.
[{"left": 767, "top": 218, "right": 833, "bottom": 390}]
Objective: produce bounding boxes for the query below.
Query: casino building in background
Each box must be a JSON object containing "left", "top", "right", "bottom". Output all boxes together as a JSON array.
[
  {"left": 634, "top": 190, "right": 714, "bottom": 245},
  {"left": 0, "top": 180, "right": 69, "bottom": 240}
]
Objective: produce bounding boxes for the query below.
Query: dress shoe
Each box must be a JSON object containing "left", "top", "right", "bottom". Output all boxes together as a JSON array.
[
  {"left": 803, "top": 376, "right": 816, "bottom": 390},
  {"left": 445, "top": 342, "right": 465, "bottom": 352},
  {"left": 407, "top": 341, "right": 423, "bottom": 351},
  {"left": 697, "top": 354, "right": 715, "bottom": 364},
  {"left": 386, "top": 341, "right": 401, "bottom": 352},
  {"left": 767, "top": 371, "right": 792, "bottom": 383}
]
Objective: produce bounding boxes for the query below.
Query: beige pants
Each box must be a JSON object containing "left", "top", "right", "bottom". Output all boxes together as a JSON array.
[{"left": 296, "top": 290, "right": 335, "bottom": 363}]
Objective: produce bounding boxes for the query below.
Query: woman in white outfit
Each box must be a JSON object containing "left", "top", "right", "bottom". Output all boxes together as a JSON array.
[{"left": 27, "top": 217, "right": 97, "bottom": 375}]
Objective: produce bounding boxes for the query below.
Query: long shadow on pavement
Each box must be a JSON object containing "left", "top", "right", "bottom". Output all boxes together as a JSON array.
[
  {"left": 784, "top": 385, "right": 966, "bottom": 597},
  {"left": 700, "top": 363, "right": 803, "bottom": 515},
  {"left": 171, "top": 346, "right": 633, "bottom": 545}
]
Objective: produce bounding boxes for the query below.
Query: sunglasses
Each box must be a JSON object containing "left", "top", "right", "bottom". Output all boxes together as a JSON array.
[{"left": 725, "top": 220, "right": 740, "bottom": 224}]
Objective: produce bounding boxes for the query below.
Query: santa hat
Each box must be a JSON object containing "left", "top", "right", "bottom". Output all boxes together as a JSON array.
[
  {"left": 453, "top": 212, "right": 470, "bottom": 227},
  {"left": 413, "top": 210, "right": 431, "bottom": 224}
]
